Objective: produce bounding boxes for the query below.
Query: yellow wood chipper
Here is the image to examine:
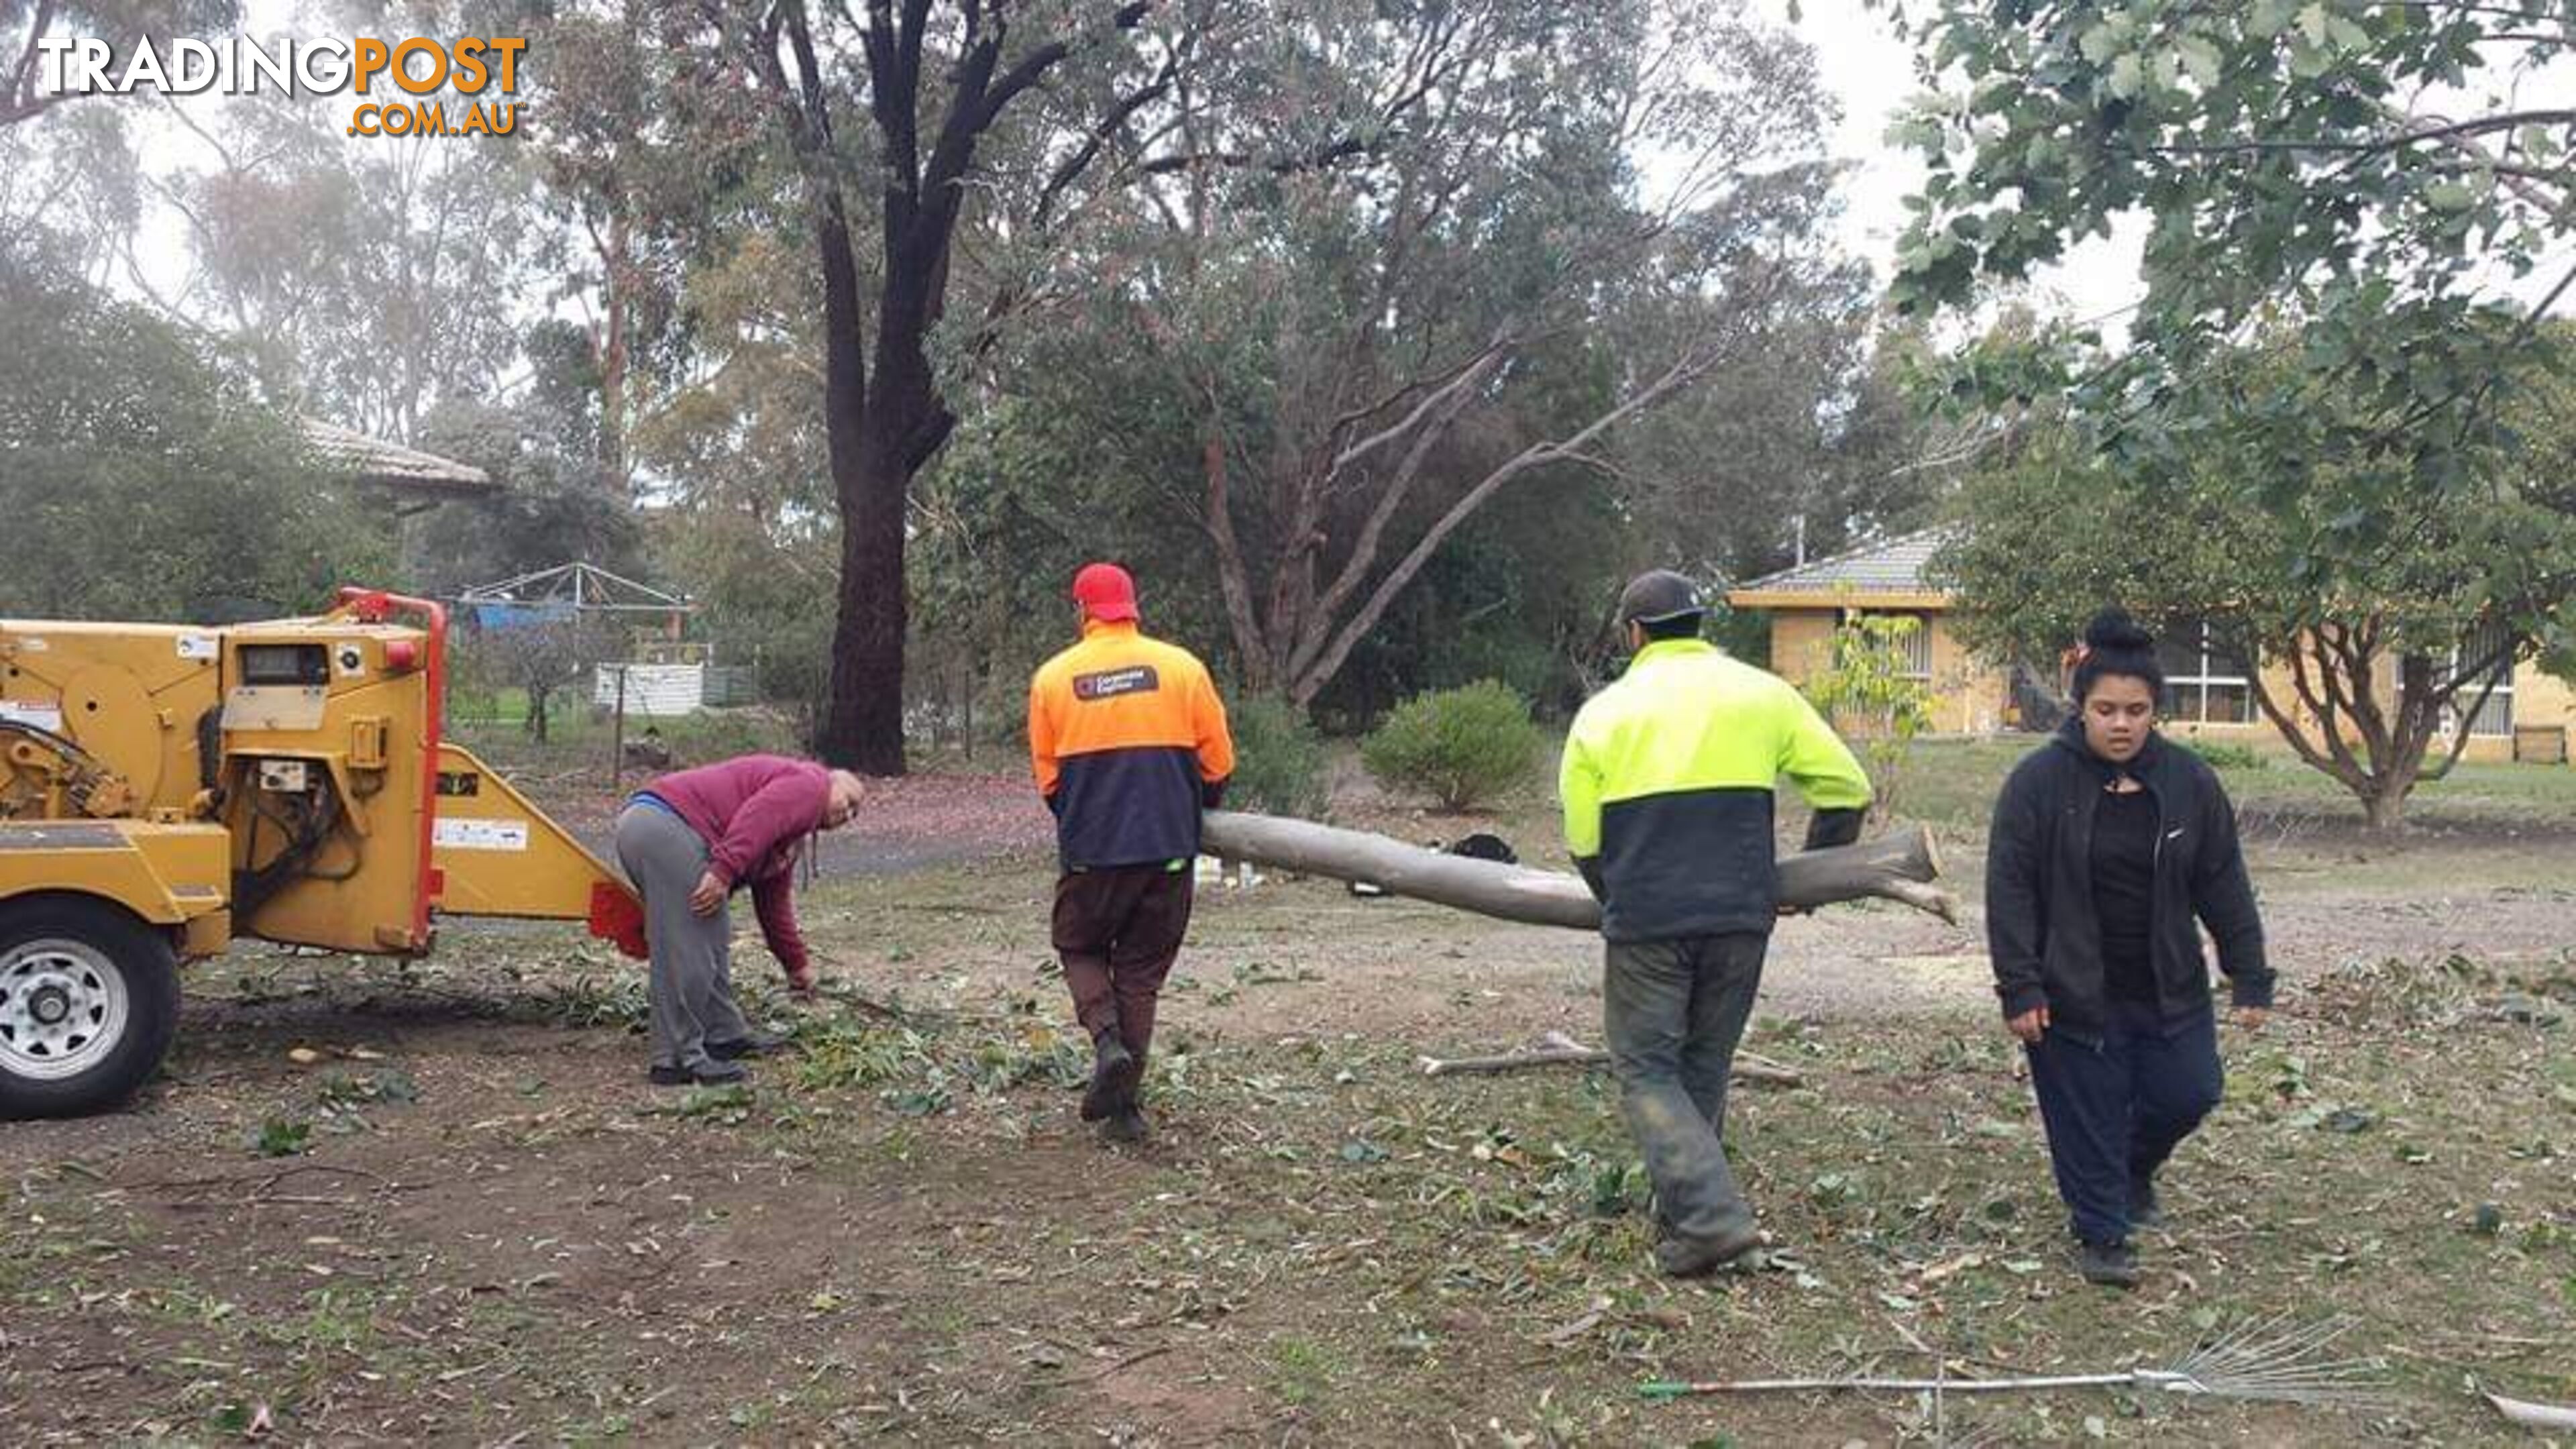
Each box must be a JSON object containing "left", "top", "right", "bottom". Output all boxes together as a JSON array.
[{"left": 0, "top": 588, "right": 647, "bottom": 1118}]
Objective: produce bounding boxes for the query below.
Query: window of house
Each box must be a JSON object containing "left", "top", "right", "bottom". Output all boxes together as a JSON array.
[
  {"left": 2448, "top": 620, "right": 2516, "bottom": 739},
  {"left": 1892, "top": 612, "right": 1933, "bottom": 680},
  {"left": 2155, "top": 623, "right": 2257, "bottom": 724},
  {"left": 1850, "top": 609, "right": 1933, "bottom": 680}
]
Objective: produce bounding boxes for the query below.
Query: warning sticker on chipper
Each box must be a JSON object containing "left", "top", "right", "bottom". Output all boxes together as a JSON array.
[
  {"left": 0, "top": 700, "right": 64, "bottom": 732},
  {"left": 433, "top": 818, "right": 530, "bottom": 852}
]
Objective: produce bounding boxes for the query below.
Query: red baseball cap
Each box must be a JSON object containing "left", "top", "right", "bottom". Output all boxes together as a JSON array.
[{"left": 1071, "top": 562, "right": 1139, "bottom": 622}]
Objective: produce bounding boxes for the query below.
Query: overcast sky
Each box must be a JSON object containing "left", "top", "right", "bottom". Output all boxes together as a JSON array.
[
  {"left": 107, "top": 0, "right": 2558, "bottom": 350},
  {"left": 1751, "top": 0, "right": 2154, "bottom": 331}
]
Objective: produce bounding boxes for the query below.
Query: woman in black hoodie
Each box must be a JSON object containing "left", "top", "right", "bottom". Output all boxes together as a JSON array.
[{"left": 1986, "top": 609, "right": 2275, "bottom": 1289}]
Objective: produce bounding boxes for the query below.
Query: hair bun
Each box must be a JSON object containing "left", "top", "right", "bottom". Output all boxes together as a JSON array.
[{"left": 2083, "top": 606, "right": 2153, "bottom": 652}]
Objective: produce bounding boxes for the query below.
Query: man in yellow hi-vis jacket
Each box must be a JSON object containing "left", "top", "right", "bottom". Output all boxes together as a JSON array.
[{"left": 1560, "top": 570, "right": 1873, "bottom": 1276}]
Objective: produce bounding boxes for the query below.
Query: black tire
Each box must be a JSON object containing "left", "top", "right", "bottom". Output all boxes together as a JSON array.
[{"left": 0, "top": 898, "right": 181, "bottom": 1120}]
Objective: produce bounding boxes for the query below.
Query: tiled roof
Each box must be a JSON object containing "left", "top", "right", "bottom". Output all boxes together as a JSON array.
[
  {"left": 300, "top": 417, "right": 496, "bottom": 497},
  {"left": 1729, "top": 524, "right": 1959, "bottom": 597}
]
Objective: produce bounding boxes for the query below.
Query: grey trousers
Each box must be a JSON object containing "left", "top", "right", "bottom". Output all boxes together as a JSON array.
[
  {"left": 1602, "top": 932, "right": 1769, "bottom": 1244},
  {"left": 613, "top": 803, "right": 752, "bottom": 1071}
]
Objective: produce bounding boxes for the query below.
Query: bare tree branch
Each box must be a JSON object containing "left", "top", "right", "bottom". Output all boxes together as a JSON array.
[
  {"left": 1292, "top": 331, "right": 1738, "bottom": 703},
  {"left": 2135, "top": 109, "right": 2576, "bottom": 158},
  {"left": 1031, "top": 34, "right": 1183, "bottom": 227}
]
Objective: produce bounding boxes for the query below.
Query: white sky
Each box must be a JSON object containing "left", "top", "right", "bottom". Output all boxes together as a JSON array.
[
  {"left": 1749, "top": 0, "right": 2153, "bottom": 333},
  {"left": 1755, "top": 0, "right": 2574, "bottom": 332}
]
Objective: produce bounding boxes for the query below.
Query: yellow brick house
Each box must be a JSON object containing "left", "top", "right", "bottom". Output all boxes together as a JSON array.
[
  {"left": 1726, "top": 526, "right": 2573, "bottom": 763},
  {"left": 1725, "top": 527, "right": 2015, "bottom": 735}
]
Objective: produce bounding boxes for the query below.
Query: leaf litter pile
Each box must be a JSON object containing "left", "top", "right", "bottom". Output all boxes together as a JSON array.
[{"left": 1, "top": 859, "right": 2571, "bottom": 1444}]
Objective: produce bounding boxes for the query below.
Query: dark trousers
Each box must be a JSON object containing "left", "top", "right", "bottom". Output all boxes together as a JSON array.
[
  {"left": 1602, "top": 932, "right": 1769, "bottom": 1245},
  {"left": 2025, "top": 1000, "right": 2224, "bottom": 1246},
  {"left": 1053, "top": 865, "right": 1195, "bottom": 1070}
]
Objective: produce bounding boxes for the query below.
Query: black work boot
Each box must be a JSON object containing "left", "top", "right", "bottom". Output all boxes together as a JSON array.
[
  {"left": 1099, "top": 1106, "right": 1149, "bottom": 1144},
  {"left": 1081, "top": 1027, "right": 1138, "bottom": 1122},
  {"left": 2129, "top": 1180, "right": 2163, "bottom": 1230},
  {"left": 2076, "top": 1240, "right": 2140, "bottom": 1289}
]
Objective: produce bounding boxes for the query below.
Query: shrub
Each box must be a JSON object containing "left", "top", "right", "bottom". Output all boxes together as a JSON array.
[
  {"left": 1224, "top": 695, "right": 1332, "bottom": 818},
  {"left": 1362, "top": 680, "right": 1542, "bottom": 810},
  {"left": 2180, "top": 738, "right": 2267, "bottom": 771},
  {"left": 1801, "top": 616, "right": 1935, "bottom": 823}
]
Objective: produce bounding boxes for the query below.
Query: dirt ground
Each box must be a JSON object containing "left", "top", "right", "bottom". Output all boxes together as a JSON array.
[{"left": 3, "top": 754, "right": 2573, "bottom": 1446}]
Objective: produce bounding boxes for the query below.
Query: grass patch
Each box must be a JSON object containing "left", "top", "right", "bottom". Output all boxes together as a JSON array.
[{"left": 1265, "top": 1333, "right": 1350, "bottom": 1406}]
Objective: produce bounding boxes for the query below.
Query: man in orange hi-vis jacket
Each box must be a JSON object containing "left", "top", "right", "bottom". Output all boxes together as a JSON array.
[{"left": 1029, "top": 563, "right": 1236, "bottom": 1143}]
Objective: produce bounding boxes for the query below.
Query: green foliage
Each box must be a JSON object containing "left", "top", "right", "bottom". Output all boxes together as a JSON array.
[
  {"left": 1800, "top": 616, "right": 1934, "bottom": 822},
  {"left": 1224, "top": 695, "right": 1332, "bottom": 818},
  {"left": 1935, "top": 339, "right": 2576, "bottom": 830},
  {"left": 0, "top": 228, "right": 389, "bottom": 621},
  {"left": 969, "top": 0, "right": 1856, "bottom": 716},
  {"left": 312, "top": 1069, "right": 422, "bottom": 1108},
  {"left": 1878, "top": 7, "right": 2576, "bottom": 828},
  {"left": 639, "top": 231, "right": 840, "bottom": 731},
  {"left": 250, "top": 1115, "right": 312, "bottom": 1158},
  {"left": 1320, "top": 489, "right": 1629, "bottom": 724},
  {"left": 1703, "top": 602, "right": 1770, "bottom": 670},
  {"left": 670, "top": 1083, "right": 755, "bottom": 1124},
  {"left": 451, "top": 612, "right": 619, "bottom": 745},
  {"left": 1361, "top": 680, "right": 1543, "bottom": 810},
  {"left": 405, "top": 384, "right": 644, "bottom": 598},
  {"left": 792, "top": 1015, "right": 1089, "bottom": 1117},
  {"left": 1880, "top": 0, "right": 2569, "bottom": 515},
  {"left": 180, "top": 101, "right": 543, "bottom": 439},
  {"left": 2180, "top": 739, "right": 2267, "bottom": 773}
]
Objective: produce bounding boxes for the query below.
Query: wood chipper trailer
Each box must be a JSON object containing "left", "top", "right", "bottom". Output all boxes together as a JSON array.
[{"left": 0, "top": 588, "right": 646, "bottom": 1118}]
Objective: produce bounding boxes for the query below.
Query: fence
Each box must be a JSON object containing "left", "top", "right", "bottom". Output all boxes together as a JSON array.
[{"left": 594, "top": 663, "right": 705, "bottom": 716}]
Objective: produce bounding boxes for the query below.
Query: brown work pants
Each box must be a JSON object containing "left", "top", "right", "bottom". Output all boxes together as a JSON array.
[{"left": 1053, "top": 865, "right": 1194, "bottom": 1066}]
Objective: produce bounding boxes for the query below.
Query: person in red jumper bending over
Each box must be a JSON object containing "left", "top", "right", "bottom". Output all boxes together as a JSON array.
[{"left": 614, "top": 755, "right": 867, "bottom": 1086}]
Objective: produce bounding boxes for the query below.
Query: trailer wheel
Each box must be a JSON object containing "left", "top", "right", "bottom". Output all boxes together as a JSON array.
[{"left": 0, "top": 900, "right": 180, "bottom": 1120}]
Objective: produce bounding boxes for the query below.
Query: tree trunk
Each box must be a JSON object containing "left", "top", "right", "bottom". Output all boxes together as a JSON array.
[
  {"left": 765, "top": 0, "right": 1154, "bottom": 775},
  {"left": 808, "top": 179, "right": 915, "bottom": 776},
  {"left": 819, "top": 229, "right": 958, "bottom": 775},
  {"left": 820, "top": 428, "right": 913, "bottom": 775},
  {"left": 598, "top": 210, "right": 630, "bottom": 486},
  {"left": 1199, "top": 811, "right": 1956, "bottom": 927},
  {"left": 2361, "top": 786, "right": 2408, "bottom": 833}
]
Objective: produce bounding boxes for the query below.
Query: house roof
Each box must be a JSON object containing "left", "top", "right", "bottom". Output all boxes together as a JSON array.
[
  {"left": 300, "top": 417, "right": 496, "bottom": 499},
  {"left": 1725, "top": 525, "right": 1960, "bottom": 609}
]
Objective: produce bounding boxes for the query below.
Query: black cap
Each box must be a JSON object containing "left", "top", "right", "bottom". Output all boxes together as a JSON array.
[{"left": 1617, "top": 570, "right": 1705, "bottom": 625}]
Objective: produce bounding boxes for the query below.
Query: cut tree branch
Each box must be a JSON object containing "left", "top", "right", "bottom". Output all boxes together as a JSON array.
[{"left": 1200, "top": 812, "right": 1958, "bottom": 928}]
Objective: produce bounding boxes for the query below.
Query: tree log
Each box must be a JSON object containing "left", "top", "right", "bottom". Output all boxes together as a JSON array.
[{"left": 1199, "top": 812, "right": 1955, "bottom": 927}]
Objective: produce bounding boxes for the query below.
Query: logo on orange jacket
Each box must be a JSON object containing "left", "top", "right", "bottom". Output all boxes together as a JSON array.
[{"left": 1073, "top": 666, "right": 1160, "bottom": 702}]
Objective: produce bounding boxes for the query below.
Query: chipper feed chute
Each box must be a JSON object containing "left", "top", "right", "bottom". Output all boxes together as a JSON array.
[{"left": 429, "top": 742, "right": 647, "bottom": 957}]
